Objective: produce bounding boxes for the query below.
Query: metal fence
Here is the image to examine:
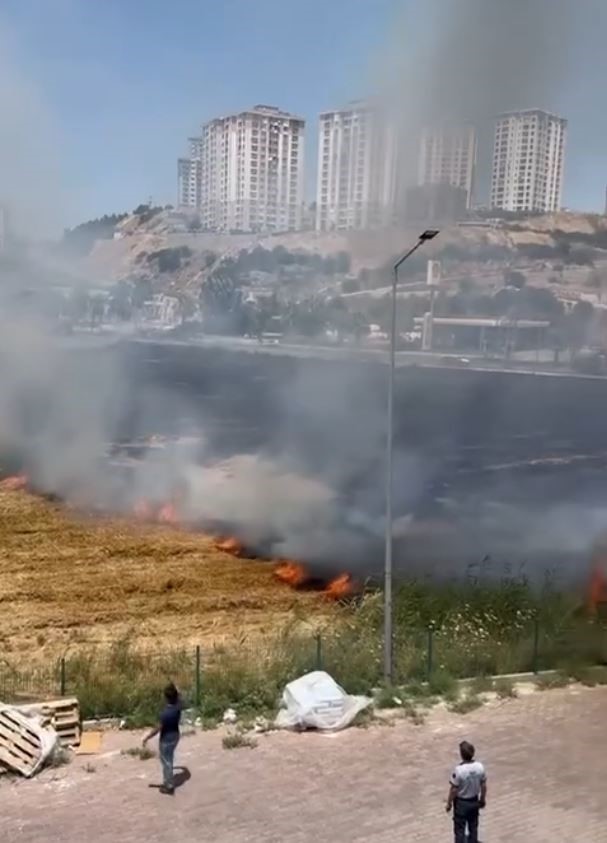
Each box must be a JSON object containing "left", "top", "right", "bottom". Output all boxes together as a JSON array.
[{"left": 1, "top": 617, "right": 606, "bottom": 719}]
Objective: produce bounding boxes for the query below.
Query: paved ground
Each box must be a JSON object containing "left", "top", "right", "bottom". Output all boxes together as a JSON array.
[{"left": 2, "top": 686, "right": 607, "bottom": 842}]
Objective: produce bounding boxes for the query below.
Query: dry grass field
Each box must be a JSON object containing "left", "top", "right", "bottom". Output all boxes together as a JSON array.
[{"left": 0, "top": 490, "right": 327, "bottom": 664}]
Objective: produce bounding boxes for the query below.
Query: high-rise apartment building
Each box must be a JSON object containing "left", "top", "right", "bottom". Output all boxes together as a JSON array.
[
  {"left": 490, "top": 109, "right": 567, "bottom": 213},
  {"left": 417, "top": 126, "right": 477, "bottom": 208},
  {"left": 194, "top": 105, "right": 304, "bottom": 233},
  {"left": 177, "top": 137, "right": 202, "bottom": 209},
  {"left": 315, "top": 101, "right": 398, "bottom": 232}
]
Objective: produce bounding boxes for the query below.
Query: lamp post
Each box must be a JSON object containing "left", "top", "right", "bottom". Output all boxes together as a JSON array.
[{"left": 384, "top": 229, "right": 439, "bottom": 684}]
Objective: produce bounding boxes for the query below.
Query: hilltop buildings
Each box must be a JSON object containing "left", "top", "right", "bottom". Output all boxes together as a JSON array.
[{"left": 177, "top": 104, "right": 568, "bottom": 230}]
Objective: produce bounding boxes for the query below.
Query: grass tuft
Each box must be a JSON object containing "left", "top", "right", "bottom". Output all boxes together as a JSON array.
[
  {"left": 494, "top": 677, "right": 518, "bottom": 699},
  {"left": 121, "top": 746, "right": 156, "bottom": 760},
  {"left": 534, "top": 671, "right": 571, "bottom": 691},
  {"left": 222, "top": 731, "right": 258, "bottom": 750}
]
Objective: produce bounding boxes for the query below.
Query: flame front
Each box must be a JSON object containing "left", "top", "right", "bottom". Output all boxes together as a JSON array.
[
  {"left": 324, "top": 572, "right": 355, "bottom": 600},
  {"left": 0, "top": 474, "right": 29, "bottom": 492},
  {"left": 214, "top": 535, "right": 245, "bottom": 556},
  {"left": 274, "top": 560, "right": 309, "bottom": 588},
  {"left": 588, "top": 563, "right": 607, "bottom": 614},
  {"left": 158, "top": 502, "right": 179, "bottom": 525}
]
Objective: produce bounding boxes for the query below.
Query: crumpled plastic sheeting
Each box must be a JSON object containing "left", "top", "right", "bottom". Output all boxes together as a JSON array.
[{"left": 275, "top": 671, "right": 371, "bottom": 732}]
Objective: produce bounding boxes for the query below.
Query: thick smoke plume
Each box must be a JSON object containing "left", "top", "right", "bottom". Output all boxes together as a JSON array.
[
  {"left": 0, "top": 2, "right": 605, "bottom": 588},
  {"left": 377, "top": 0, "right": 579, "bottom": 197}
]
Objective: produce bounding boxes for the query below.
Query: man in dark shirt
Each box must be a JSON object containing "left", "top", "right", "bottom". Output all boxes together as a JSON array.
[{"left": 143, "top": 682, "right": 182, "bottom": 794}]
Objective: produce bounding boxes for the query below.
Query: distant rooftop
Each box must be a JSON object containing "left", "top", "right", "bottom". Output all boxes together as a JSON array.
[
  {"left": 496, "top": 108, "right": 567, "bottom": 123},
  {"left": 204, "top": 104, "right": 304, "bottom": 124}
]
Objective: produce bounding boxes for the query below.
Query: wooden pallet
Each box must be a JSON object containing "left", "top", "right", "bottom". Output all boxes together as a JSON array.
[
  {"left": 0, "top": 708, "right": 43, "bottom": 777},
  {"left": 19, "top": 698, "right": 81, "bottom": 747}
]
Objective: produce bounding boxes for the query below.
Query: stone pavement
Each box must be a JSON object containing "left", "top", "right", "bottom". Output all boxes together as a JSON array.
[{"left": 2, "top": 686, "right": 606, "bottom": 842}]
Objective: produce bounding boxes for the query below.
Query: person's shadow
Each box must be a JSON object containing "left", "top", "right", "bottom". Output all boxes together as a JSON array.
[
  {"left": 148, "top": 767, "right": 191, "bottom": 792},
  {"left": 173, "top": 766, "right": 191, "bottom": 789}
]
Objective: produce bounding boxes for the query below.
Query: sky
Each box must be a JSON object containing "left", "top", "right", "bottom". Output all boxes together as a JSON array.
[{"left": 1, "top": 0, "right": 607, "bottom": 231}]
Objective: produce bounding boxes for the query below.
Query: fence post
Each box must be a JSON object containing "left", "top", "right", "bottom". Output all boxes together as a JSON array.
[
  {"left": 532, "top": 616, "right": 540, "bottom": 674},
  {"left": 315, "top": 633, "right": 323, "bottom": 671},
  {"left": 59, "top": 657, "right": 66, "bottom": 697},
  {"left": 426, "top": 626, "right": 434, "bottom": 680},
  {"left": 195, "top": 645, "right": 201, "bottom": 708}
]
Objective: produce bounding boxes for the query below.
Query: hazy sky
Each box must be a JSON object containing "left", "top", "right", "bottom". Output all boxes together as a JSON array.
[{"left": 1, "top": 0, "right": 606, "bottom": 229}]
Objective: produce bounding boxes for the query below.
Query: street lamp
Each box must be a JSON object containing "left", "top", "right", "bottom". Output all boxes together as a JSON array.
[{"left": 384, "top": 229, "right": 439, "bottom": 683}]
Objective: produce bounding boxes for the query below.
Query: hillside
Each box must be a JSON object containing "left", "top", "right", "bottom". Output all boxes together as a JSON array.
[{"left": 50, "top": 207, "right": 607, "bottom": 307}]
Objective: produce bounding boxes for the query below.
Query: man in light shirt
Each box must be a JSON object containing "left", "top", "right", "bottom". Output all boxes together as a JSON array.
[{"left": 446, "top": 740, "right": 487, "bottom": 843}]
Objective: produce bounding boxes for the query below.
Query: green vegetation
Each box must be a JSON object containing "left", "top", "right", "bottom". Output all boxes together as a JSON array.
[{"left": 2, "top": 579, "right": 605, "bottom": 723}]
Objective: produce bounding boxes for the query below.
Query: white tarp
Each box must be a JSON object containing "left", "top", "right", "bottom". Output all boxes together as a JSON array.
[
  {"left": 0, "top": 704, "right": 58, "bottom": 777},
  {"left": 275, "top": 671, "right": 371, "bottom": 732}
]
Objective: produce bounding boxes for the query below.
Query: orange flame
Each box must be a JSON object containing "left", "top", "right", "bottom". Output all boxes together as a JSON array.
[
  {"left": 214, "top": 535, "right": 245, "bottom": 556},
  {"left": 588, "top": 564, "right": 607, "bottom": 614},
  {"left": 0, "top": 474, "right": 29, "bottom": 492},
  {"left": 274, "top": 560, "right": 310, "bottom": 588},
  {"left": 324, "top": 572, "right": 356, "bottom": 601},
  {"left": 158, "top": 502, "right": 179, "bottom": 525}
]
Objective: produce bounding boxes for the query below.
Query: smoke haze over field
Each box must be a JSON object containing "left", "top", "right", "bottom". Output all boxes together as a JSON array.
[
  {"left": 376, "top": 0, "right": 580, "bottom": 199},
  {"left": 1, "top": 1, "right": 607, "bottom": 587}
]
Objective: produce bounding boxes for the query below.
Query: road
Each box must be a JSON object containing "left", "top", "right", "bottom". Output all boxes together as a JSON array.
[{"left": 2, "top": 686, "right": 606, "bottom": 842}]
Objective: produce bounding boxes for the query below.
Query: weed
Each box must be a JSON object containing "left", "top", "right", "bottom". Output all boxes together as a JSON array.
[
  {"left": 352, "top": 707, "right": 376, "bottom": 728},
  {"left": 534, "top": 671, "right": 570, "bottom": 691},
  {"left": 448, "top": 694, "right": 483, "bottom": 715},
  {"left": 222, "top": 732, "right": 257, "bottom": 750},
  {"left": 402, "top": 700, "right": 426, "bottom": 725},
  {"left": 83, "top": 763, "right": 96, "bottom": 773},
  {"left": 122, "top": 746, "right": 156, "bottom": 761},
  {"left": 374, "top": 686, "right": 403, "bottom": 709},
  {"left": 402, "top": 680, "right": 432, "bottom": 700},
  {"left": 591, "top": 667, "right": 607, "bottom": 685},
  {"left": 494, "top": 678, "right": 517, "bottom": 699},
  {"left": 428, "top": 669, "right": 456, "bottom": 697},
  {"left": 469, "top": 675, "right": 494, "bottom": 695}
]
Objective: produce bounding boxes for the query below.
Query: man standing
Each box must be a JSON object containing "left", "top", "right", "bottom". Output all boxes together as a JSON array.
[
  {"left": 143, "top": 682, "right": 182, "bottom": 795},
  {"left": 446, "top": 740, "right": 487, "bottom": 843}
]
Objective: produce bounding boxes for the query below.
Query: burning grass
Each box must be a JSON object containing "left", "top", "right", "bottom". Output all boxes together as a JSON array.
[
  {"left": 2, "top": 485, "right": 606, "bottom": 722},
  {"left": 0, "top": 488, "right": 334, "bottom": 663}
]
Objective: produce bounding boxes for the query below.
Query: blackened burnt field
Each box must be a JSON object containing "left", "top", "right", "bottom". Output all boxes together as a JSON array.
[{"left": 106, "top": 340, "right": 607, "bottom": 586}]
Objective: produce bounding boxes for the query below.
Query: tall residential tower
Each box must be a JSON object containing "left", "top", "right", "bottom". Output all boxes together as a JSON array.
[
  {"left": 197, "top": 105, "right": 305, "bottom": 233},
  {"left": 490, "top": 109, "right": 567, "bottom": 213},
  {"left": 177, "top": 137, "right": 202, "bottom": 209},
  {"left": 315, "top": 101, "right": 398, "bottom": 231},
  {"left": 417, "top": 126, "right": 477, "bottom": 208}
]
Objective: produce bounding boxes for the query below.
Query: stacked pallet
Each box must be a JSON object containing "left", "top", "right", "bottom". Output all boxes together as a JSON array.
[
  {"left": 19, "top": 698, "right": 81, "bottom": 748},
  {"left": 0, "top": 707, "right": 46, "bottom": 777}
]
